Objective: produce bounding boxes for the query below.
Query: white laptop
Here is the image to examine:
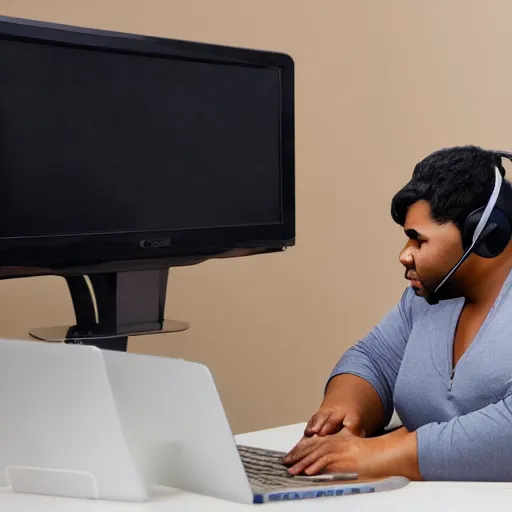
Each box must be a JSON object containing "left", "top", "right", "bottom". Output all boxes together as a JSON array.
[{"left": 0, "top": 339, "right": 408, "bottom": 504}]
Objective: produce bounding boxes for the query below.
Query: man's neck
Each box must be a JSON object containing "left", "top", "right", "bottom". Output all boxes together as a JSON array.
[{"left": 463, "top": 256, "right": 512, "bottom": 307}]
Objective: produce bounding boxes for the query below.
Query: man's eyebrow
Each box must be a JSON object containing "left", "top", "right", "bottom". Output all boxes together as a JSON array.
[{"left": 404, "top": 229, "right": 425, "bottom": 240}]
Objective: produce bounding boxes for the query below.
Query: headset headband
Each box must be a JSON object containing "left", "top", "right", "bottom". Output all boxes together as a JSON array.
[{"left": 493, "top": 150, "right": 512, "bottom": 161}]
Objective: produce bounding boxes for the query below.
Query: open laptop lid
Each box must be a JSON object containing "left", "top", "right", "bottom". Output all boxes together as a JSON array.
[{"left": 100, "top": 349, "right": 254, "bottom": 504}]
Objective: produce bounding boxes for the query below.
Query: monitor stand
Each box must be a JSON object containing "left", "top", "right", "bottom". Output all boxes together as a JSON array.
[{"left": 29, "top": 269, "right": 189, "bottom": 351}]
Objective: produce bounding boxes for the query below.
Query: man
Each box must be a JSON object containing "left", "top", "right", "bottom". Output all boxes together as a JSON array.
[{"left": 284, "top": 146, "right": 512, "bottom": 481}]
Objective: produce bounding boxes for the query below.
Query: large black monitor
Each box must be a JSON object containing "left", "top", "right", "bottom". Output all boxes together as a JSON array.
[{"left": 0, "top": 16, "right": 294, "bottom": 349}]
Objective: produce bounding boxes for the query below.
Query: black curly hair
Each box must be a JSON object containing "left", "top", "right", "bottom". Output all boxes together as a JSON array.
[{"left": 391, "top": 145, "right": 509, "bottom": 232}]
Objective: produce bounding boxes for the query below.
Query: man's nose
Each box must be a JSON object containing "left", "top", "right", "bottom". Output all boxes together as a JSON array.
[{"left": 399, "top": 243, "right": 414, "bottom": 267}]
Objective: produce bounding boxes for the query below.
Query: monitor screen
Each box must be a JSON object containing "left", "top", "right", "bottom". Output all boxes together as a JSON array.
[{"left": 0, "top": 38, "right": 282, "bottom": 239}]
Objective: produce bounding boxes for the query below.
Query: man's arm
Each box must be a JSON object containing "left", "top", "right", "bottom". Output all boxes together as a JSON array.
[
  {"left": 417, "top": 394, "right": 512, "bottom": 481},
  {"left": 287, "top": 395, "right": 512, "bottom": 481},
  {"left": 308, "top": 287, "right": 415, "bottom": 437}
]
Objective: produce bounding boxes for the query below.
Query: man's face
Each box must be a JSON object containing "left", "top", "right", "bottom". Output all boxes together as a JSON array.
[{"left": 399, "top": 200, "right": 465, "bottom": 301}]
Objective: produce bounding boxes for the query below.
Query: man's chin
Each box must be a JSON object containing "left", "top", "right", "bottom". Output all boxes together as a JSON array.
[
  {"left": 409, "top": 284, "right": 425, "bottom": 296},
  {"left": 411, "top": 285, "right": 436, "bottom": 302}
]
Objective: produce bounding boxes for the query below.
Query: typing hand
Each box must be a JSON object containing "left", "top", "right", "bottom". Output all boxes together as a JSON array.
[
  {"left": 283, "top": 430, "right": 364, "bottom": 477},
  {"left": 304, "top": 405, "right": 366, "bottom": 438},
  {"left": 283, "top": 427, "right": 421, "bottom": 480}
]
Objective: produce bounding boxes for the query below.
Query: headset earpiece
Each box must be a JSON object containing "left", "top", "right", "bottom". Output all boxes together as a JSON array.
[{"left": 463, "top": 207, "right": 511, "bottom": 258}]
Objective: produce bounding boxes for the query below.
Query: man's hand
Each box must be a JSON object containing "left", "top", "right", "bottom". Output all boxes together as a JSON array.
[
  {"left": 304, "top": 374, "right": 386, "bottom": 438},
  {"left": 283, "top": 428, "right": 422, "bottom": 481},
  {"left": 304, "top": 405, "right": 366, "bottom": 437}
]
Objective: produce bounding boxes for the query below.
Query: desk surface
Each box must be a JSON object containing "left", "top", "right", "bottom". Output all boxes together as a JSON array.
[{"left": 1, "top": 423, "right": 511, "bottom": 511}]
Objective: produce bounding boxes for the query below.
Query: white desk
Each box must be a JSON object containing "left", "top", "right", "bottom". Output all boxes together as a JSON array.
[{"left": 0, "top": 422, "right": 510, "bottom": 511}]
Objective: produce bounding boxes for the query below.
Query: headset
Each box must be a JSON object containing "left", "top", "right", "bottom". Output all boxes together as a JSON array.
[{"left": 427, "top": 150, "right": 512, "bottom": 305}]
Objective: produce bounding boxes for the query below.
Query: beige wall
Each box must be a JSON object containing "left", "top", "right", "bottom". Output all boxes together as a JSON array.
[{"left": 1, "top": 0, "right": 511, "bottom": 434}]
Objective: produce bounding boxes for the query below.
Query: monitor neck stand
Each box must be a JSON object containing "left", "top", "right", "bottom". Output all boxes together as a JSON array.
[{"left": 29, "top": 269, "right": 189, "bottom": 351}]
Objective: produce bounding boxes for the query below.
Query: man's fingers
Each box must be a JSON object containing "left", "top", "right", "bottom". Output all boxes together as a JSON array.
[
  {"left": 318, "top": 416, "right": 344, "bottom": 436},
  {"left": 304, "top": 412, "right": 329, "bottom": 437},
  {"left": 305, "top": 409, "right": 364, "bottom": 438},
  {"left": 283, "top": 437, "right": 318, "bottom": 465},
  {"left": 287, "top": 443, "right": 330, "bottom": 476},
  {"left": 304, "top": 453, "right": 338, "bottom": 476}
]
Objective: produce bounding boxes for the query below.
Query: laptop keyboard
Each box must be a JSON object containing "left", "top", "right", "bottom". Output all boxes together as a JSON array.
[{"left": 237, "top": 444, "right": 311, "bottom": 493}]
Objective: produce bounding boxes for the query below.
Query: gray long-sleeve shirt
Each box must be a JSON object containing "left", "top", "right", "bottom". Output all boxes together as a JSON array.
[{"left": 330, "top": 271, "right": 512, "bottom": 481}]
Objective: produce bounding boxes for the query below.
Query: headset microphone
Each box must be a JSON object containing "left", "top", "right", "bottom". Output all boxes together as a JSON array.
[
  {"left": 426, "top": 152, "right": 512, "bottom": 305},
  {"left": 426, "top": 222, "right": 499, "bottom": 305}
]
